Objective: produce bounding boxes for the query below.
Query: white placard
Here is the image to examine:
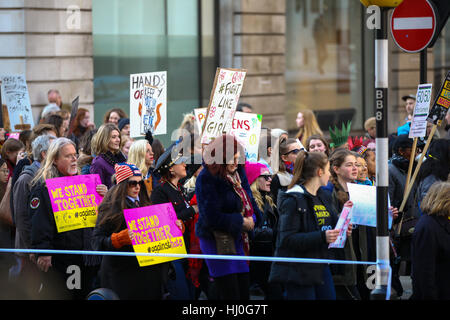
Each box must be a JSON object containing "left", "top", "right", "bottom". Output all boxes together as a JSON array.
[
  {"left": 347, "top": 183, "right": 392, "bottom": 228},
  {"left": 129, "top": 71, "right": 167, "bottom": 137},
  {"left": 195, "top": 108, "right": 262, "bottom": 162},
  {"left": 1, "top": 75, "right": 34, "bottom": 131},
  {"left": 200, "top": 68, "right": 246, "bottom": 144},
  {"left": 409, "top": 83, "right": 432, "bottom": 138}
]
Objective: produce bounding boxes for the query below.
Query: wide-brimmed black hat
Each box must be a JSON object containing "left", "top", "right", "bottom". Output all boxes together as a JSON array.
[{"left": 153, "top": 136, "right": 190, "bottom": 173}]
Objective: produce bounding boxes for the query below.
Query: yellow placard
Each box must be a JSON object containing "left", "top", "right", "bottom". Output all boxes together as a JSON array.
[
  {"left": 53, "top": 207, "right": 98, "bottom": 233},
  {"left": 133, "top": 236, "right": 186, "bottom": 267}
]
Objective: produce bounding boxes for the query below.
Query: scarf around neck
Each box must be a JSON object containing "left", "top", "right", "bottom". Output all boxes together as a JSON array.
[{"left": 225, "top": 171, "right": 254, "bottom": 256}]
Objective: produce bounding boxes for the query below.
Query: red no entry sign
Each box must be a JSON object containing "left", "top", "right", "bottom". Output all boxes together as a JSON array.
[{"left": 390, "top": 0, "right": 437, "bottom": 53}]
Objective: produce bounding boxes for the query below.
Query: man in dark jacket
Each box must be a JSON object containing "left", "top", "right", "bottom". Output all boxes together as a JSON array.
[{"left": 12, "top": 135, "right": 55, "bottom": 296}]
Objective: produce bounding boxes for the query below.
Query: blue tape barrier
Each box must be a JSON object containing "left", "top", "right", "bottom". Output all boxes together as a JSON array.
[{"left": 0, "top": 248, "right": 377, "bottom": 265}]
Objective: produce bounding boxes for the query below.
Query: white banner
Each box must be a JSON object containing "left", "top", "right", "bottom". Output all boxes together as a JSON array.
[
  {"left": 195, "top": 108, "right": 262, "bottom": 162},
  {"left": 200, "top": 68, "right": 246, "bottom": 144},
  {"left": 130, "top": 72, "right": 167, "bottom": 137},
  {"left": 1, "top": 75, "right": 34, "bottom": 131},
  {"left": 409, "top": 83, "right": 432, "bottom": 138}
]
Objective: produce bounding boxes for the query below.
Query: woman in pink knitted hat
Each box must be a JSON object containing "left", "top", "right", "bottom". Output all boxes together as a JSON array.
[{"left": 245, "top": 162, "right": 283, "bottom": 300}]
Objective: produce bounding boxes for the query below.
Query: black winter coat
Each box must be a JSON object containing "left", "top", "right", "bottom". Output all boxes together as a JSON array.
[
  {"left": 411, "top": 214, "right": 450, "bottom": 300},
  {"left": 269, "top": 184, "right": 338, "bottom": 286},
  {"left": 30, "top": 180, "right": 84, "bottom": 274}
]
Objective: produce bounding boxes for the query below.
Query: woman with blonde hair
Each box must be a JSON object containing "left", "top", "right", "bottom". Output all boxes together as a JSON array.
[
  {"left": 295, "top": 109, "right": 324, "bottom": 147},
  {"left": 127, "top": 139, "right": 155, "bottom": 197},
  {"left": 245, "top": 162, "right": 282, "bottom": 300},
  {"left": 90, "top": 123, "right": 126, "bottom": 188},
  {"left": 411, "top": 181, "right": 450, "bottom": 300},
  {"left": 120, "top": 135, "right": 134, "bottom": 159}
]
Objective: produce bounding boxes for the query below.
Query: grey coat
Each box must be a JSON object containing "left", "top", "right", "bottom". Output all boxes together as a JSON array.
[{"left": 13, "top": 161, "right": 40, "bottom": 256}]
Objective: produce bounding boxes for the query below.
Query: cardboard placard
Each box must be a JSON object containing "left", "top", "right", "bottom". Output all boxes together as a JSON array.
[
  {"left": 195, "top": 108, "right": 262, "bottom": 162},
  {"left": 409, "top": 84, "right": 432, "bottom": 138},
  {"left": 1, "top": 75, "right": 34, "bottom": 132},
  {"left": 130, "top": 72, "right": 167, "bottom": 137},
  {"left": 200, "top": 68, "right": 247, "bottom": 144},
  {"left": 427, "top": 71, "right": 450, "bottom": 126}
]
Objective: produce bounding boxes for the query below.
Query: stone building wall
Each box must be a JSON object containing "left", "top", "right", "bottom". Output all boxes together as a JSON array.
[{"left": 0, "top": 0, "right": 94, "bottom": 124}]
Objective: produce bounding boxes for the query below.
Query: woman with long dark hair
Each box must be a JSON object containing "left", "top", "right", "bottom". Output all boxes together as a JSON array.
[
  {"left": 67, "top": 108, "right": 94, "bottom": 147},
  {"left": 92, "top": 163, "right": 165, "bottom": 299}
]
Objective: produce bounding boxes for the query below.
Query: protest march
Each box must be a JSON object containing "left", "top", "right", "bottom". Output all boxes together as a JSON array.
[{"left": 0, "top": 0, "right": 449, "bottom": 305}]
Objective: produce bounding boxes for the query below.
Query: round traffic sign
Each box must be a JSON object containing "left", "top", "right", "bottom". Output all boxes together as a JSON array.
[{"left": 390, "top": 0, "right": 437, "bottom": 53}]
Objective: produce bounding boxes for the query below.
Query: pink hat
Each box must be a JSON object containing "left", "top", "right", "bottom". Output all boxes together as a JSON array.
[{"left": 244, "top": 161, "right": 270, "bottom": 185}]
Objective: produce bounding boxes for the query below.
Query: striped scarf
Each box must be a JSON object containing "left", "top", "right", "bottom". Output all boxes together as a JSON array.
[{"left": 225, "top": 171, "right": 254, "bottom": 256}]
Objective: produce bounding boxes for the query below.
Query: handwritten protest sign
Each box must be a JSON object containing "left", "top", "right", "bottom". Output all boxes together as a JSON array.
[
  {"left": 124, "top": 203, "right": 186, "bottom": 267},
  {"left": 195, "top": 108, "right": 262, "bottom": 161},
  {"left": 427, "top": 71, "right": 450, "bottom": 126},
  {"left": 200, "top": 68, "right": 247, "bottom": 144},
  {"left": 45, "top": 174, "right": 103, "bottom": 233},
  {"left": 329, "top": 205, "right": 353, "bottom": 249},
  {"left": 409, "top": 84, "right": 432, "bottom": 138},
  {"left": 347, "top": 183, "right": 392, "bottom": 228},
  {"left": 130, "top": 72, "right": 167, "bottom": 138},
  {"left": 1, "top": 75, "right": 34, "bottom": 132}
]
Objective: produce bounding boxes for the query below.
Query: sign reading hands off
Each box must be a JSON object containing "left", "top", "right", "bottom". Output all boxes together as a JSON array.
[{"left": 130, "top": 72, "right": 167, "bottom": 137}]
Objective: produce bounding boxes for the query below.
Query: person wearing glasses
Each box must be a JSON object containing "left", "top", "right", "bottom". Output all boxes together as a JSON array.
[
  {"left": 92, "top": 162, "right": 165, "bottom": 300},
  {"left": 245, "top": 161, "right": 282, "bottom": 300},
  {"left": 29, "top": 138, "right": 107, "bottom": 299},
  {"left": 270, "top": 137, "right": 302, "bottom": 206}
]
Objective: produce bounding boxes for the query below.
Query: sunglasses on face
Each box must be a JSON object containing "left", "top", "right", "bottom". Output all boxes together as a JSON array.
[
  {"left": 259, "top": 174, "right": 272, "bottom": 181},
  {"left": 127, "top": 180, "right": 141, "bottom": 187},
  {"left": 283, "top": 148, "right": 301, "bottom": 156}
]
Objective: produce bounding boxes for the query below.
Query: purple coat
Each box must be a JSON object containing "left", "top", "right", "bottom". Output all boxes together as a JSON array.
[{"left": 90, "top": 155, "right": 115, "bottom": 189}]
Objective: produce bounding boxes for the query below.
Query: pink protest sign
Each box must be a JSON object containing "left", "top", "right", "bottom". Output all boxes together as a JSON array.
[
  {"left": 45, "top": 174, "right": 103, "bottom": 233},
  {"left": 123, "top": 203, "right": 186, "bottom": 267}
]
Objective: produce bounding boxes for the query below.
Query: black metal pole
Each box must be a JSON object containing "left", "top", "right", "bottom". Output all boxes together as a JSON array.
[
  {"left": 370, "top": 7, "right": 390, "bottom": 300},
  {"left": 420, "top": 49, "right": 427, "bottom": 84}
]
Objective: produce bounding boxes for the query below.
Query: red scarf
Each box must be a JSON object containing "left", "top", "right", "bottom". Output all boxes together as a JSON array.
[
  {"left": 186, "top": 194, "right": 202, "bottom": 288},
  {"left": 225, "top": 171, "right": 254, "bottom": 257}
]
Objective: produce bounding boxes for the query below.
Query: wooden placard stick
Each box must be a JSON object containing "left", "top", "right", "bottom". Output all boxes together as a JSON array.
[
  {"left": 396, "top": 124, "right": 437, "bottom": 233},
  {"left": 14, "top": 115, "right": 31, "bottom": 131}
]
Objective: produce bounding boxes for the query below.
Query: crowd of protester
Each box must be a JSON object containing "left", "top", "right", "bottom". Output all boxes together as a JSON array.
[{"left": 0, "top": 92, "right": 449, "bottom": 301}]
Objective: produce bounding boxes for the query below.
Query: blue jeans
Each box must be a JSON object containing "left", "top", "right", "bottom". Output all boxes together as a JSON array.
[{"left": 285, "top": 266, "right": 336, "bottom": 300}]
